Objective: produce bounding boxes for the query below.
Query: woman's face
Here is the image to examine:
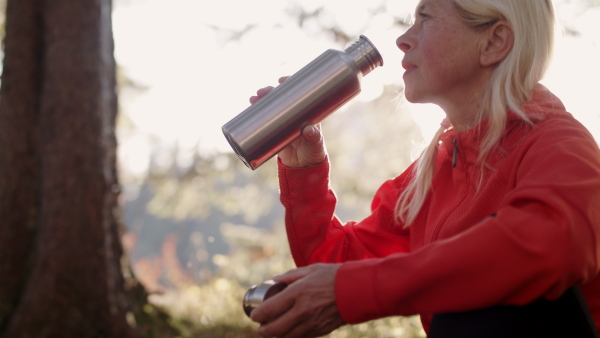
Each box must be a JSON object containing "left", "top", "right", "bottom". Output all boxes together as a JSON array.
[{"left": 396, "top": 0, "right": 488, "bottom": 108}]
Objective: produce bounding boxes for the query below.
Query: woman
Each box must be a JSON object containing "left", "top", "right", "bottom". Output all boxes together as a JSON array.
[{"left": 248, "top": 0, "right": 600, "bottom": 337}]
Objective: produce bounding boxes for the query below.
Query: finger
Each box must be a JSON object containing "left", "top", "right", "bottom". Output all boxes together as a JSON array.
[
  {"left": 272, "top": 266, "right": 313, "bottom": 285},
  {"left": 250, "top": 288, "right": 295, "bottom": 325},
  {"left": 278, "top": 76, "right": 290, "bottom": 84},
  {"left": 258, "top": 296, "right": 343, "bottom": 338},
  {"left": 250, "top": 86, "right": 275, "bottom": 104},
  {"left": 257, "top": 302, "right": 303, "bottom": 338},
  {"left": 257, "top": 86, "right": 274, "bottom": 97}
]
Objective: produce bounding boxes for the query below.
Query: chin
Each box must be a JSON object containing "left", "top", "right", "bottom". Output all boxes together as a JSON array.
[
  {"left": 402, "top": 86, "right": 431, "bottom": 104},
  {"left": 402, "top": 89, "right": 420, "bottom": 103}
]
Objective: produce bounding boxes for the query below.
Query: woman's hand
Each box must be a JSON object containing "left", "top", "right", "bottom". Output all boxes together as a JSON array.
[
  {"left": 250, "top": 263, "right": 345, "bottom": 338},
  {"left": 249, "top": 77, "right": 327, "bottom": 168}
]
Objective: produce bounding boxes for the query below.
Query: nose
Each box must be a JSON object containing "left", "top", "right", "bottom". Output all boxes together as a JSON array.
[{"left": 396, "top": 30, "right": 412, "bottom": 53}]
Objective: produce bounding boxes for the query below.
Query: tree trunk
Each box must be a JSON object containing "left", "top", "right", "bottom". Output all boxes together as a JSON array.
[{"left": 0, "top": 0, "right": 137, "bottom": 337}]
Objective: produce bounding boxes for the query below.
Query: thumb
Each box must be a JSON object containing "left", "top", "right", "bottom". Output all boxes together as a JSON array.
[
  {"left": 302, "top": 124, "right": 322, "bottom": 143},
  {"left": 300, "top": 123, "right": 327, "bottom": 166}
]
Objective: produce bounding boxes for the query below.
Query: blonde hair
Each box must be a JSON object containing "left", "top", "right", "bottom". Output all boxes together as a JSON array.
[{"left": 395, "top": 0, "right": 555, "bottom": 226}]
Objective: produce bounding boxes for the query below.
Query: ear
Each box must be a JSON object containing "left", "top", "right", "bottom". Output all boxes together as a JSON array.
[{"left": 480, "top": 20, "right": 514, "bottom": 67}]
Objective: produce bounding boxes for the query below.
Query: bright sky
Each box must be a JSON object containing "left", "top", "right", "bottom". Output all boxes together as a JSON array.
[{"left": 113, "top": 0, "right": 600, "bottom": 176}]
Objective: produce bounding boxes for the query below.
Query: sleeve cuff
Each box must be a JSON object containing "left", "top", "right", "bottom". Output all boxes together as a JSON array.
[{"left": 277, "top": 156, "right": 330, "bottom": 201}]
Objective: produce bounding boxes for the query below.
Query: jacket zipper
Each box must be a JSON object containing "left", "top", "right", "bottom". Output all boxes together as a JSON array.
[
  {"left": 452, "top": 138, "right": 458, "bottom": 168},
  {"left": 431, "top": 137, "right": 463, "bottom": 241}
]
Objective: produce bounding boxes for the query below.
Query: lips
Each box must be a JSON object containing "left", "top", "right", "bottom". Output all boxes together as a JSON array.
[
  {"left": 402, "top": 60, "right": 416, "bottom": 71},
  {"left": 402, "top": 60, "right": 417, "bottom": 77}
]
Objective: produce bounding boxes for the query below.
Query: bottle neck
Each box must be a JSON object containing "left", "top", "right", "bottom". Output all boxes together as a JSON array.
[{"left": 345, "top": 35, "right": 384, "bottom": 76}]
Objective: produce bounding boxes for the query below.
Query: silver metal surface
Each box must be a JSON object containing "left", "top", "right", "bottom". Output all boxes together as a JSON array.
[
  {"left": 223, "top": 35, "right": 384, "bottom": 170},
  {"left": 243, "top": 280, "right": 287, "bottom": 317}
]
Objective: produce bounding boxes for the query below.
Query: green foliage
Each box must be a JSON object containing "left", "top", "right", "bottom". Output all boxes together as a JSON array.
[
  {"left": 137, "top": 222, "right": 426, "bottom": 338},
  {"left": 140, "top": 150, "right": 279, "bottom": 225}
]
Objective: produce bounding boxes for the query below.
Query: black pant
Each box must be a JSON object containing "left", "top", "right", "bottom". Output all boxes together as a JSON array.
[{"left": 428, "top": 287, "right": 598, "bottom": 338}]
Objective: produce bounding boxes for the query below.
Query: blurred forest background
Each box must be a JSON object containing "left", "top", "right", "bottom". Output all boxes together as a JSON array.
[{"left": 1, "top": 0, "right": 600, "bottom": 337}]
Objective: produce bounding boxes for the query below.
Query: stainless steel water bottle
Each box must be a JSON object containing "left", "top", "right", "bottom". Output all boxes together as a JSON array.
[
  {"left": 222, "top": 35, "right": 384, "bottom": 170},
  {"left": 243, "top": 280, "right": 287, "bottom": 317}
]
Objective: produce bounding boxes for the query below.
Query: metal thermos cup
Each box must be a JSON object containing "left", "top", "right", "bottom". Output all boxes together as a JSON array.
[
  {"left": 243, "top": 280, "right": 287, "bottom": 317},
  {"left": 222, "top": 35, "right": 384, "bottom": 170}
]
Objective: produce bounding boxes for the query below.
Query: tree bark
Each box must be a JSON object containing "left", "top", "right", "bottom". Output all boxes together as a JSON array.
[{"left": 0, "top": 0, "right": 137, "bottom": 337}]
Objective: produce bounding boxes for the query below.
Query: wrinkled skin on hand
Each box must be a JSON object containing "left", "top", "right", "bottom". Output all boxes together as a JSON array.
[
  {"left": 249, "top": 77, "right": 327, "bottom": 168},
  {"left": 250, "top": 263, "right": 345, "bottom": 338}
]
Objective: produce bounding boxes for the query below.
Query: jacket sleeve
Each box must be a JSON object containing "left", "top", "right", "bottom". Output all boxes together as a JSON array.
[
  {"left": 335, "top": 118, "right": 600, "bottom": 325},
  {"left": 277, "top": 157, "right": 412, "bottom": 267}
]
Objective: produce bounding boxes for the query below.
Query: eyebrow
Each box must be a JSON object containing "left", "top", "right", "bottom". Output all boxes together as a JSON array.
[
  {"left": 415, "top": 3, "right": 427, "bottom": 16},
  {"left": 412, "top": 1, "right": 430, "bottom": 22}
]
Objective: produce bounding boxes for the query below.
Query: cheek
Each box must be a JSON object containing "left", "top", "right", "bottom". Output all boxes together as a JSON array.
[
  {"left": 422, "top": 38, "right": 476, "bottom": 83},
  {"left": 418, "top": 34, "right": 455, "bottom": 77},
  {"left": 420, "top": 49, "right": 453, "bottom": 83}
]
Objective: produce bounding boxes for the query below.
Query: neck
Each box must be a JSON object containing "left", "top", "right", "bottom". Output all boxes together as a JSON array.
[
  {"left": 439, "top": 74, "right": 491, "bottom": 132},
  {"left": 440, "top": 94, "right": 485, "bottom": 132}
]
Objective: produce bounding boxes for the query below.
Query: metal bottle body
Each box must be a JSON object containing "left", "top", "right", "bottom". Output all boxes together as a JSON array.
[{"left": 222, "top": 35, "right": 383, "bottom": 170}]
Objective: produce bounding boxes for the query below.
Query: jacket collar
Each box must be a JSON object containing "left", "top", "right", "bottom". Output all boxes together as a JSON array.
[{"left": 437, "top": 84, "right": 567, "bottom": 167}]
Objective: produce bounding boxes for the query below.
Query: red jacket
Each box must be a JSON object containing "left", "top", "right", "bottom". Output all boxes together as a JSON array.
[{"left": 277, "top": 86, "right": 600, "bottom": 332}]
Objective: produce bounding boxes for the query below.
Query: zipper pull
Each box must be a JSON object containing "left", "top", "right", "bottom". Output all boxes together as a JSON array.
[{"left": 452, "top": 138, "right": 458, "bottom": 168}]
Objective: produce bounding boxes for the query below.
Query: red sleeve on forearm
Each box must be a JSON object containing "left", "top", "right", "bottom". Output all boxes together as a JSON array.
[
  {"left": 278, "top": 157, "right": 411, "bottom": 267},
  {"left": 278, "top": 157, "right": 342, "bottom": 267}
]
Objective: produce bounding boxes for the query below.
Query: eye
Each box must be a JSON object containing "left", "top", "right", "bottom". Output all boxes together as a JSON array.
[{"left": 418, "top": 12, "right": 430, "bottom": 23}]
